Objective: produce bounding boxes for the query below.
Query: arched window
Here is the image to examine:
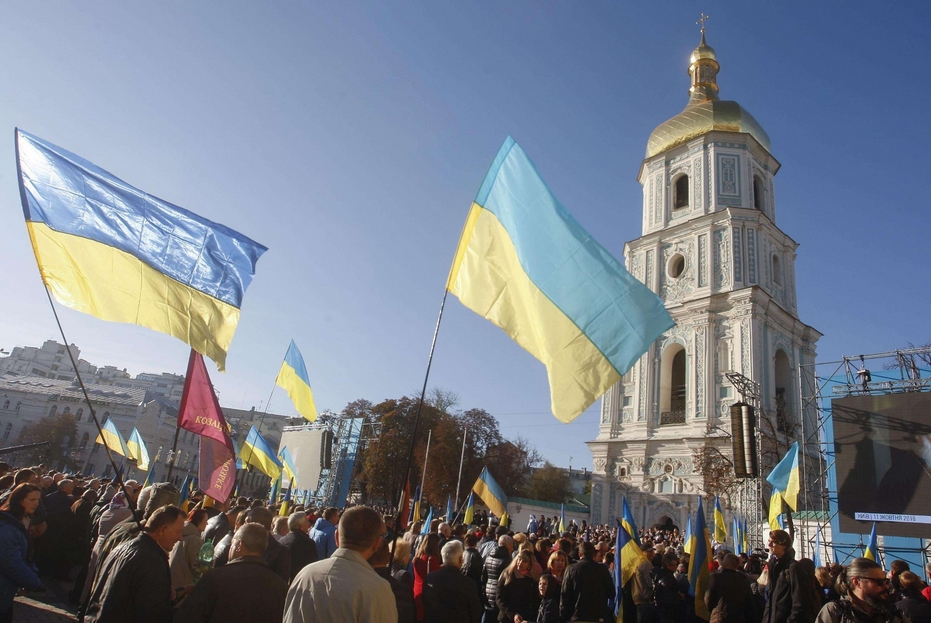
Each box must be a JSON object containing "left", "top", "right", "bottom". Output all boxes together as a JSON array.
[
  {"left": 772, "top": 255, "right": 783, "bottom": 286},
  {"left": 79, "top": 432, "right": 89, "bottom": 450},
  {"left": 659, "top": 344, "right": 687, "bottom": 424},
  {"left": 76, "top": 408, "right": 83, "bottom": 421},
  {"left": 62, "top": 406, "right": 71, "bottom": 415},
  {"left": 774, "top": 349, "right": 793, "bottom": 433},
  {"left": 14, "top": 403, "right": 21, "bottom": 412},
  {"left": 673, "top": 175, "right": 689, "bottom": 210},
  {"left": 2, "top": 400, "right": 8, "bottom": 410},
  {"left": 48, "top": 404, "right": 58, "bottom": 417},
  {"left": 753, "top": 175, "right": 764, "bottom": 210},
  {"left": 2, "top": 423, "right": 11, "bottom": 440}
]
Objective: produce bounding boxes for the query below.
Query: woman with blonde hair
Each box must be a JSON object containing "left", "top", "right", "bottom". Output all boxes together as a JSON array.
[
  {"left": 496, "top": 549, "right": 539, "bottom": 622},
  {"left": 543, "top": 550, "right": 570, "bottom": 585},
  {"left": 518, "top": 541, "right": 543, "bottom": 580},
  {"left": 391, "top": 538, "right": 414, "bottom": 588}
]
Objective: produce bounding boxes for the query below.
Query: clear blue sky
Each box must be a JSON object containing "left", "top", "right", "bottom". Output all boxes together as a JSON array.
[{"left": 0, "top": 2, "right": 928, "bottom": 471}]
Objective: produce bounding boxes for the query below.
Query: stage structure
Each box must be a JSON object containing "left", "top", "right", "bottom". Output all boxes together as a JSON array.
[
  {"left": 281, "top": 413, "right": 380, "bottom": 509},
  {"left": 798, "top": 346, "right": 931, "bottom": 570}
]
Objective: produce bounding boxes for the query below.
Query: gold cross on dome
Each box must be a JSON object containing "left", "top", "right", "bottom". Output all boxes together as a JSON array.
[{"left": 697, "top": 13, "right": 710, "bottom": 34}]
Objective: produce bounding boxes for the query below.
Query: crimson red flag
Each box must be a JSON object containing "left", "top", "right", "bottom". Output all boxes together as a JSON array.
[{"left": 177, "top": 350, "right": 236, "bottom": 503}]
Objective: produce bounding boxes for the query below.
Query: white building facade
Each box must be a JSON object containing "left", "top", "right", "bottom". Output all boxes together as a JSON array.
[{"left": 588, "top": 34, "right": 821, "bottom": 530}]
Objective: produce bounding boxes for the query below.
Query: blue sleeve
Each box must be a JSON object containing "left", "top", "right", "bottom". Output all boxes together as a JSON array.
[
  {"left": 327, "top": 530, "right": 338, "bottom": 557},
  {"left": 0, "top": 528, "right": 41, "bottom": 591}
]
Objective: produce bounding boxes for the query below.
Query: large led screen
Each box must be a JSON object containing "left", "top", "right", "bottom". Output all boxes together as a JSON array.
[{"left": 833, "top": 393, "right": 931, "bottom": 538}]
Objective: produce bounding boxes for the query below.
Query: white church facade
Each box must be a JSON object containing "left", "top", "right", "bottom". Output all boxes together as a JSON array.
[{"left": 588, "top": 32, "right": 821, "bottom": 531}]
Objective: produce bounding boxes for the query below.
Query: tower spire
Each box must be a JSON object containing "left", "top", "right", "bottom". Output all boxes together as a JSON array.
[{"left": 688, "top": 15, "right": 719, "bottom": 103}]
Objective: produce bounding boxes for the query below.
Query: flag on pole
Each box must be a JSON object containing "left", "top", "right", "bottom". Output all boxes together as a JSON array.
[
  {"left": 464, "top": 492, "right": 475, "bottom": 526},
  {"left": 178, "top": 473, "right": 192, "bottom": 507},
  {"left": 15, "top": 130, "right": 267, "bottom": 371},
  {"left": 863, "top": 523, "right": 878, "bottom": 561},
  {"left": 614, "top": 514, "right": 648, "bottom": 623},
  {"left": 410, "top": 484, "right": 422, "bottom": 524},
  {"left": 276, "top": 341, "right": 318, "bottom": 422},
  {"left": 558, "top": 503, "right": 567, "bottom": 532},
  {"left": 742, "top": 516, "right": 749, "bottom": 554},
  {"left": 127, "top": 428, "right": 150, "bottom": 471},
  {"left": 683, "top": 513, "right": 693, "bottom": 555},
  {"left": 446, "top": 495, "right": 455, "bottom": 523},
  {"left": 95, "top": 419, "right": 130, "bottom": 458},
  {"left": 177, "top": 350, "right": 237, "bottom": 503},
  {"left": 242, "top": 425, "right": 283, "bottom": 480},
  {"left": 621, "top": 497, "right": 642, "bottom": 548},
  {"left": 814, "top": 526, "right": 823, "bottom": 568},
  {"left": 688, "top": 496, "right": 712, "bottom": 620},
  {"left": 142, "top": 456, "right": 158, "bottom": 488},
  {"left": 280, "top": 485, "right": 292, "bottom": 517},
  {"left": 766, "top": 442, "right": 800, "bottom": 529},
  {"left": 714, "top": 497, "right": 727, "bottom": 543},
  {"left": 472, "top": 467, "right": 508, "bottom": 518},
  {"left": 278, "top": 446, "right": 299, "bottom": 488},
  {"left": 421, "top": 506, "right": 434, "bottom": 535},
  {"left": 398, "top": 481, "right": 411, "bottom": 531},
  {"left": 447, "top": 137, "right": 674, "bottom": 423}
]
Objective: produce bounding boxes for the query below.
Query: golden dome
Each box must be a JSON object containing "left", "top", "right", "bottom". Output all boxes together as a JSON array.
[{"left": 645, "top": 34, "right": 771, "bottom": 158}]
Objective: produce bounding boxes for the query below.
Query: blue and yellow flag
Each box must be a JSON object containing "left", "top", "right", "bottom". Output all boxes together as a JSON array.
[
  {"left": 742, "top": 516, "right": 749, "bottom": 554},
  {"left": 279, "top": 485, "right": 292, "bottom": 517},
  {"left": 683, "top": 512, "right": 693, "bottom": 555},
  {"left": 95, "top": 419, "right": 130, "bottom": 458},
  {"left": 276, "top": 341, "right": 318, "bottom": 422},
  {"left": 814, "top": 526, "right": 823, "bottom": 568},
  {"left": 178, "top": 473, "right": 192, "bottom": 506},
  {"left": 558, "top": 503, "right": 567, "bottom": 532},
  {"left": 278, "top": 446, "right": 299, "bottom": 487},
  {"left": 446, "top": 495, "right": 455, "bottom": 523},
  {"left": 15, "top": 130, "right": 267, "bottom": 371},
  {"left": 268, "top": 473, "right": 281, "bottom": 505},
  {"left": 687, "top": 497, "right": 712, "bottom": 620},
  {"left": 464, "top": 492, "right": 475, "bottom": 526},
  {"left": 732, "top": 516, "right": 743, "bottom": 555},
  {"left": 614, "top": 516, "right": 648, "bottom": 623},
  {"left": 472, "top": 467, "right": 508, "bottom": 518},
  {"left": 410, "top": 484, "right": 422, "bottom": 524},
  {"left": 232, "top": 437, "right": 244, "bottom": 470},
  {"left": 447, "top": 138, "right": 674, "bottom": 423},
  {"left": 621, "top": 496, "right": 642, "bottom": 548},
  {"left": 242, "top": 425, "right": 283, "bottom": 479},
  {"left": 766, "top": 442, "right": 800, "bottom": 529},
  {"left": 714, "top": 497, "right": 727, "bottom": 543},
  {"left": 127, "top": 428, "right": 150, "bottom": 471},
  {"left": 421, "top": 505, "right": 434, "bottom": 535},
  {"left": 863, "top": 522, "right": 878, "bottom": 561}
]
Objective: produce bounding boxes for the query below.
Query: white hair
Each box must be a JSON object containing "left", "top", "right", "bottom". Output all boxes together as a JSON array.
[{"left": 441, "top": 540, "right": 464, "bottom": 565}]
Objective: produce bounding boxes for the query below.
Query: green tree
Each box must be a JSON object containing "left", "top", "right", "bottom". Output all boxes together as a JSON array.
[
  {"left": 18, "top": 413, "right": 78, "bottom": 468},
  {"left": 526, "top": 461, "right": 572, "bottom": 503}
]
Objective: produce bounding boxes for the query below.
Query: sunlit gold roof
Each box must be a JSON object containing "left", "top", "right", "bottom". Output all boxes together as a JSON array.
[{"left": 646, "top": 33, "right": 771, "bottom": 158}]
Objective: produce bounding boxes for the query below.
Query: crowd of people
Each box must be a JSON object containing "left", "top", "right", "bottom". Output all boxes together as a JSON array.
[{"left": 0, "top": 462, "right": 928, "bottom": 623}]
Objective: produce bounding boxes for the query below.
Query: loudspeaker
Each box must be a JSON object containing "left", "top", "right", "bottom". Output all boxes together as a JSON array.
[
  {"left": 320, "top": 430, "right": 333, "bottom": 469},
  {"left": 730, "top": 402, "right": 758, "bottom": 478}
]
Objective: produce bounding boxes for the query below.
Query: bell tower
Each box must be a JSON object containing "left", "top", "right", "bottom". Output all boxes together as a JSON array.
[{"left": 587, "top": 28, "right": 821, "bottom": 530}]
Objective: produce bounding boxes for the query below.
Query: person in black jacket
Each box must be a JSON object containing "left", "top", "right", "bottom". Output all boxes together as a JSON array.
[
  {"left": 762, "top": 530, "right": 820, "bottom": 623},
  {"left": 705, "top": 553, "right": 756, "bottom": 623},
  {"left": 424, "top": 540, "right": 482, "bottom": 623},
  {"left": 495, "top": 550, "right": 539, "bottom": 623},
  {"left": 482, "top": 535, "right": 514, "bottom": 623},
  {"left": 243, "top": 507, "right": 291, "bottom": 583},
  {"left": 560, "top": 541, "right": 616, "bottom": 623},
  {"left": 462, "top": 533, "right": 484, "bottom": 597},
  {"left": 84, "top": 505, "right": 185, "bottom": 623},
  {"left": 893, "top": 571, "right": 931, "bottom": 623},
  {"left": 655, "top": 551, "right": 684, "bottom": 623},
  {"left": 174, "top": 523, "right": 288, "bottom": 623},
  {"left": 371, "top": 537, "right": 417, "bottom": 623},
  {"left": 278, "top": 511, "right": 318, "bottom": 583},
  {"left": 535, "top": 575, "right": 560, "bottom": 623}
]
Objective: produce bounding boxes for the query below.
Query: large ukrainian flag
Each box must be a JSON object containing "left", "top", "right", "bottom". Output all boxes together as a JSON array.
[
  {"left": 447, "top": 138, "right": 673, "bottom": 423},
  {"left": 276, "top": 341, "right": 317, "bottom": 422},
  {"left": 127, "top": 427, "right": 150, "bottom": 471},
  {"left": 15, "top": 130, "right": 267, "bottom": 371},
  {"left": 472, "top": 467, "right": 508, "bottom": 518},
  {"left": 95, "top": 419, "right": 130, "bottom": 458},
  {"left": 766, "top": 441, "right": 800, "bottom": 528},
  {"left": 242, "top": 425, "right": 282, "bottom": 479},
  {"left": 688, "top": 496, "right": 713, "bottom": 620}
]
